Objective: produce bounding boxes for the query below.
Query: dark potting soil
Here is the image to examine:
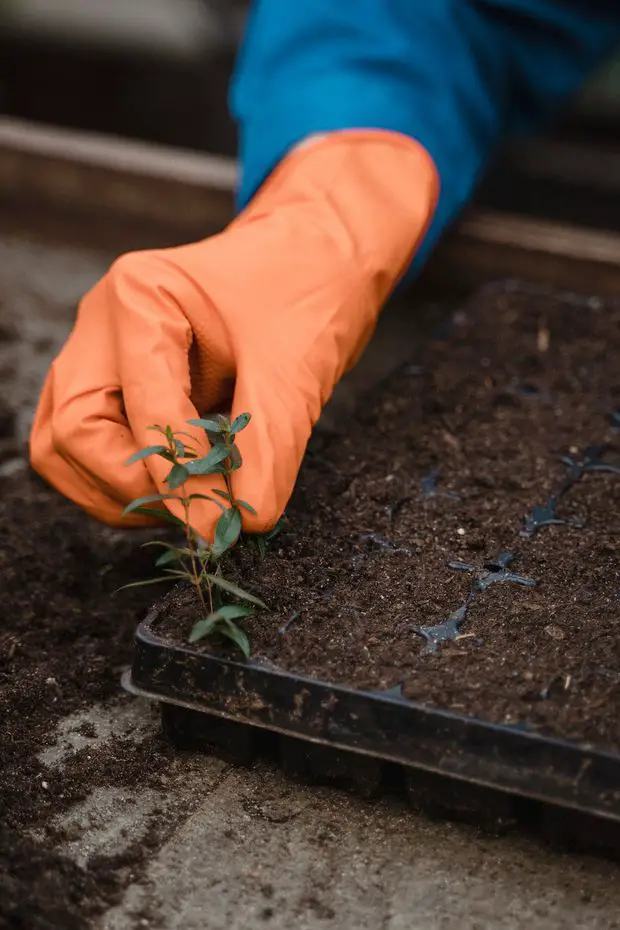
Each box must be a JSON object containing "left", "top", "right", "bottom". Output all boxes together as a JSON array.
[
  {"left": 0, "top": 471, "right": 172, "bottom": 929},
  {"left": 158, "top": 281, "right": 620, "bottom": 752}
]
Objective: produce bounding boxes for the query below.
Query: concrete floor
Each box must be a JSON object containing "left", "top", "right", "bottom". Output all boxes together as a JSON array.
[
  {"left": 32, "top": 695, "right": 620, "bottom": 930},
  {"left": 4, "top": 227, "right": 620, "bottom": 929}
]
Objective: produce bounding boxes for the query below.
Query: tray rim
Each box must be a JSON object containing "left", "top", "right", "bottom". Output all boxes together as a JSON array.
[{"left": 124, "top": 606, "right": 620, "bottom": 824}]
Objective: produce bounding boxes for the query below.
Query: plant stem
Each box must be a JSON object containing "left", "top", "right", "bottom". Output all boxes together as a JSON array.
[
  {"left": 223, "top": 433, "right": 235, "bottom": 503},
  {"left": 181, "top": 485, "right": 212, "bottom": 617},
  {"left": 127, "top": 416, "right": 261, "bottom": 655},
  {"left": 172, "top": 430, "right": 214, "bottom": 618}
]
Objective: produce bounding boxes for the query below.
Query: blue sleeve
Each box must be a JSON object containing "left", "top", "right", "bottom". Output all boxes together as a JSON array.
[{"left": 230, "top": 0, "right": 620, "bottom": 273}]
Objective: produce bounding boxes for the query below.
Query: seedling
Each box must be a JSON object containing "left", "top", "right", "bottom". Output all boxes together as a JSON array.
[{"left": 120, "top": 413, "right": 267, "bottom": 658}]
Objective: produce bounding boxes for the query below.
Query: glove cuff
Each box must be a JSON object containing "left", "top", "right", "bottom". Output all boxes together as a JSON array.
[{"left": 236, "top": 129, "right": 439, "bottom": 301}]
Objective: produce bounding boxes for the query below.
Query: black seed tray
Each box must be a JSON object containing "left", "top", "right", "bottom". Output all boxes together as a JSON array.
[{"left": 124, "top": 604, "right": 620, "bottom": 858}]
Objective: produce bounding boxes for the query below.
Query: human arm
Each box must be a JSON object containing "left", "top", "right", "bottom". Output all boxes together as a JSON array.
[{"left": 30, "top": 1, "right": 620, "bottom": 535}]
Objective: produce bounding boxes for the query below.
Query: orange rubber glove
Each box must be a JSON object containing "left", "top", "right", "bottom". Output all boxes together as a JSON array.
[{"left": 29, "top": 131, "right": 438, "bottom": 536}]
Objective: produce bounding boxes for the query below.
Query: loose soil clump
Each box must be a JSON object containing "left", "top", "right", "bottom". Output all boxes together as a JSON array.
[{"left": 159, "top": 282, "right": 620, "bottom": 752}]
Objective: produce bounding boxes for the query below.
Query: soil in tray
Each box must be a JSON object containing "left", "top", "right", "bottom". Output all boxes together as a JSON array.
[{"left": 157, "top": 281, "right": 620, "bottom": 752}]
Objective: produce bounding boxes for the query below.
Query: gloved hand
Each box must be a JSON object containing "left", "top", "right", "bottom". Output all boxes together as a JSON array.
[{"left": 29, "top": 131, "right": 437, "bottom": 537}]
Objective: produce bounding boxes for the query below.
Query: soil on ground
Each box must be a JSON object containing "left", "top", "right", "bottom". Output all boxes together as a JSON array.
[
  {"left": 0, "top": 471, "right": 172, "bottom": 929},
  {"left": 159, "top": 281, "right": 620, "bottom": 752}
]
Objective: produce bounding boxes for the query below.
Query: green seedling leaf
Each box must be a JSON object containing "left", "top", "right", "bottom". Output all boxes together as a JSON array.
[
  {"left": 140, "top": 540, "right": 179, "bottom": 551},
  {"left": 191, "top": 446, "right": 240, "bottom": 475},
  {"left": 123, "top": 493, "right": 179, "bottom": 516},
  {"left": 140, "top": 541, "right": 192, "bottom": 556},
  {"left": 188, "top": 605, "right": 253, "bottom": 644},
  {"left": 166, "top": 463, "right": 190, "bottom": 490},
  {"left": 155, "top": 549, "right": 183, "bottom": 567},
  {"left": 188, "top": 417, "right": 228, "bottom": 434},
  {"left": 122, "top": 413, "right": 267, "bottom": 645},
  {"left": 116, "top": 576, "right": 174, "bottom": 592},
  {"left": 188, "top": 616, "right": 218, "bottom": 642},
  {"left": 186, "top": 493, "right": 226, "bottom": 512},
  {"left": 256, "top": 535, "right": 267, "bottom": 560},
  {"left": 187, "top": 492, "right": 225, "bottom": 508},
  {"left": 210, "top": 414, "right": 232, "bottom": 436},
  {"left": 168, "top": 431, "right": 199, "bottom": 456},
  {"left": 213, "top": 507, "right": 242, "bottom": 557},
  {"left": 220, "top": 620, "right": 250, "bottom": 658},
  {"left": 228, "top": 444, "right": 243, "bottom": 472},
  {"left": 185, "top": 444, "right": 232, "bottom": 476},
  {"left": 138, "top": 541, "right": 193, "bottom": 569},
  {"left": 199, "top": 464, "right": 224, "bottom": 475},
  {"left": 175, "top": 429, "right": 200, "bottom": 442},
  {"left": 170, "top": 441, "right": 197, "bottom": 459},
  {"left": 125, "top": 445, "right": 167, "bottom": 466},
  {"left": 131, "top": 506, "right": 185, "bottom": 527},
  {"left": 203, "top": 573, "right": 266, "bottom": 608},
  {"left": 235, "top": 499, "right": 257, "bottom": 516},
  {"left": 212, "top": 605, "right": 254, "bottom": 622},
  {"left": 231, "top": 412, "right": 251, "bottom": 434}
]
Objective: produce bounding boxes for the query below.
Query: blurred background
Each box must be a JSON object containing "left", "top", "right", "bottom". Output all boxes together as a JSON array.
[
  {"left": 0, "top": 0, "right": 244, "bottom": 153},
  {"left": 0, "top": 0, "right": 619, "bottom": 228},
  {"left": 0, "top": 1, "right": 619, "bottom": 453}
]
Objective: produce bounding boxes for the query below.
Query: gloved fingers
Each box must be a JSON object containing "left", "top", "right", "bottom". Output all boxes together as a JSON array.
[
  {"left": 228, "top": 350, "right": 317, "bottom": 534},
  {"left": 29, "top": 367, "right": 156, "bottom": 527},
  {"left": 109, "top": 249, "right": 236, "bottom": 415},
  {"left": 51, "top": 378, "right": 159, "bottom": 509},
  {"left": 30, "top": 274, "right": 165, "bottom": 527},
  {"left": 40, "top": 276, "right": 163, "bottom": 505},
  {"left": 111, "top": 262, "right": 228, "bottom": 540}
]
